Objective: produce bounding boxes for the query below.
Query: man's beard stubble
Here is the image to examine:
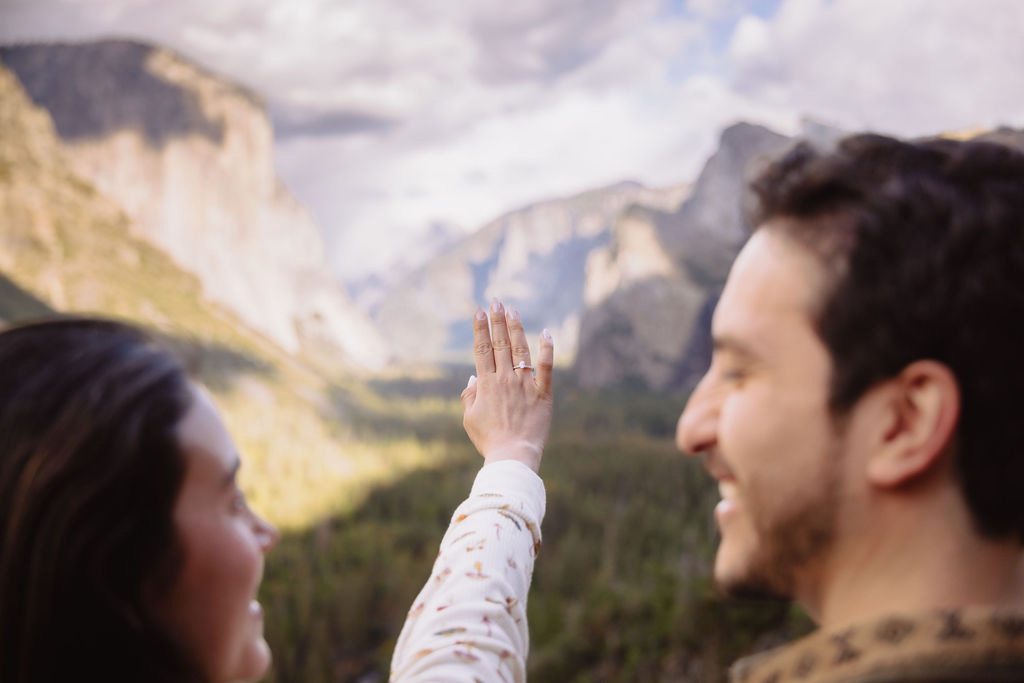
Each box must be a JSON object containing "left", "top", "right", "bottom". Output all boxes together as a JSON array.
[{"left": 715, "top": 454, "right": 841, "bottom": 603}]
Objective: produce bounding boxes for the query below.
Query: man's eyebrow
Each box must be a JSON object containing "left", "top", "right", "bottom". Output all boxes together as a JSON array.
[
  {"left": 712, "top": 335, "right": 760, "bottom": 358},
  {"left": 222, "top": 457, "right": 241, "bottom": 488}
]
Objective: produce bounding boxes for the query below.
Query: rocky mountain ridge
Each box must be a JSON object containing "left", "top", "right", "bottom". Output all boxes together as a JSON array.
[
  {"left": 368, "top": 121, "right": 793, "bottom": 391},
  {"left": 8, "top": 38, "right": 1019, "bottom": 393},
  {"left": 1, "top": 40, "right": 387, "bottom": 370},
  {"left": 575, "top": 122, "right": 1024, "bottom": 392},
  {"left": 371, "top": 180, "right": 690, "bottom": 363}
]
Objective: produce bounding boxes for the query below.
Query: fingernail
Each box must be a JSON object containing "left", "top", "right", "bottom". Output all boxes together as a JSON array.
[
  {"left": 475, "top": 307, "right": 486, "bottom": 321},
  {"left": 467, "top": 375, "right": 477, "bottom": 388},
  {"left": 542, "top": 328, "right": 552, "bottom": 342},
  {"left": 491, "top": 298, "right": 502, "bottom": 313},
  {"left": 508, "top": 308, "right": 520, "bottom": 321}
]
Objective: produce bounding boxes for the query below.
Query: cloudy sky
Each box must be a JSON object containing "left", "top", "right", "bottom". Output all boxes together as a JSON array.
[{"left": 2, "top": 0, "right": 1023, "bottom": 284}]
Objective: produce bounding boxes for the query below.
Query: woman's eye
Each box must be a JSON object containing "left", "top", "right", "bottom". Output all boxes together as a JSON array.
[{"left": 231, "top": 490, "right": 248, "bottom": 513}]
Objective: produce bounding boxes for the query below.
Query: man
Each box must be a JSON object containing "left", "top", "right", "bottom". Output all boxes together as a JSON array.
[
  {"left": 676, "top": 133, "right": 1024, "bottom": 681},
  {"left": 391, "top": 133, "right": 1024, "bottom": 682}
]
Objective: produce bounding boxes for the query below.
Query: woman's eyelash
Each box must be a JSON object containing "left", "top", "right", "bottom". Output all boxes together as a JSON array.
[{"left": 231, "top": 489, "right": 248, "bottom": 512}]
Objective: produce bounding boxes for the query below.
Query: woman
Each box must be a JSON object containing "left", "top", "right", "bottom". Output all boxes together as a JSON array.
[
  {"left": 0, "top": 304, "right": 552, "bottom": 683},
  {"left": 0, "top": 318, "right": 277, "bottom": 682}
]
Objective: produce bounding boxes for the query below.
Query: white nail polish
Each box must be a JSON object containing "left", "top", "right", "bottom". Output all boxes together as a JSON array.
[{"left": 467, "top": 375, "right": 477, "bottom": 388}]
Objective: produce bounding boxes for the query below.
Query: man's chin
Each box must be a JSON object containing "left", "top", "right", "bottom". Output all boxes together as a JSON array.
[
  {"left": 713, "top": 552, "right": 793, "bottom": 602},
  {"left": 714, "top": 573, "right": 792, "bottom": 602}
]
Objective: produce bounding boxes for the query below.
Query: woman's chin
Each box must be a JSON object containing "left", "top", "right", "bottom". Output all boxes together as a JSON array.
[{"left": 229, "top": 638, "right": 273, "bottom": 683}]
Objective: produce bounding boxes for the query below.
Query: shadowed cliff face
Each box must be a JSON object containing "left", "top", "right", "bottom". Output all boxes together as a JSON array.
[
  {"left": 0, "top": 41, "right": 227, "bottom": 147},
  {"left": 0, "top": 271, "right": 54, "bottom": 322},
  {"left": 574, "top": 122, "right": 794, "bottom": 392}
]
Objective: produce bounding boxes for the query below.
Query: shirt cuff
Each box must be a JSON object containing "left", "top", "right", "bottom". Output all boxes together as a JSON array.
[{"left": 469, "top": 459, "right": 546, "bottom": 526}]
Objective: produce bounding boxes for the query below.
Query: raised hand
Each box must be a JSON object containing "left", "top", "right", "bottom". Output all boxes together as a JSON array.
[{"left": 460, "top": 299, "right": 554, "bottom": 473}]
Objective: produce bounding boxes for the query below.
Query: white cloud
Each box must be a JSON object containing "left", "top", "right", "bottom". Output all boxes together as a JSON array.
[
  {"left": 685, "top": 0, "right": 747, "bottom": 21},
  {"left": 2, "top": 0, "right": 1023, "bottom": 284},
  {"left": 726, "top": 0, "right": 1024, "bottom": 135}
]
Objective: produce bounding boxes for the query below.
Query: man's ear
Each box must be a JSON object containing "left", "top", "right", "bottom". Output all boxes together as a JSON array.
[{"left": 867, "top": 360, "right": 960, "bottom": 488}]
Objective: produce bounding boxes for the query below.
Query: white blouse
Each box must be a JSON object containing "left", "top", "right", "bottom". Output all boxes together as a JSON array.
[{"left": 390, "top": 460, "right": 546, "bottom": 682}]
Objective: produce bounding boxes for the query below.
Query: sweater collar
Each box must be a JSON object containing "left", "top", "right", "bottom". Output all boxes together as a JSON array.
[{"left": 730, "top": 606, "right": 1024, "bottom": 682}]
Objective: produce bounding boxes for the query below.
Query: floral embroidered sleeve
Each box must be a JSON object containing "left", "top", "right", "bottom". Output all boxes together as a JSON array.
[{"left": 390, "top": 460, "right": 546, "bottom": 683}]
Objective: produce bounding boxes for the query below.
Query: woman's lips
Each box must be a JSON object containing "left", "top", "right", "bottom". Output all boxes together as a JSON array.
[{"left": 249, "top": 600, "right": 263, "bottom": 620}]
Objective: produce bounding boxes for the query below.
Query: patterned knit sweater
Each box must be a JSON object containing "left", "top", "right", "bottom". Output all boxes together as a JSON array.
[{"left": 730, "top": 606, "right": 1024, "bottom": 682}]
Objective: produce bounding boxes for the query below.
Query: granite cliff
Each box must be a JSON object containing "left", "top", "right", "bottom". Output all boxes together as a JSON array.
[
  {"left": 0, "top": 40, "right": 386, "bottom": 369},
  {"left": 575, "top": 123, "right": 792, "bottom": 391},
  {"left": 0, "top": 56, "right": 280, "bottom": 362}
]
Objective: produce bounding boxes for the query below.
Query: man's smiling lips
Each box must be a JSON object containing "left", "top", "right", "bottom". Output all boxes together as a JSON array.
[
  {"left": 700, "top": 451, "right": 739, "bottom": 523},
  {"left": 716, "top": 480, "right": 739, "bottom": 522}
]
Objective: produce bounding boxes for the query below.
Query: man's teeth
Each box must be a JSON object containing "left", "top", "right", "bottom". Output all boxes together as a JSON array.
[{"left": 718, "top": 481, "right": 737, "bottom": 501}]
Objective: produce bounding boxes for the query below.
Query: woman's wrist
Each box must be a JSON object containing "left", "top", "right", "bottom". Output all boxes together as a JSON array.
[{"left": 482, "top": 441, "right": 544, "bottom": 473}]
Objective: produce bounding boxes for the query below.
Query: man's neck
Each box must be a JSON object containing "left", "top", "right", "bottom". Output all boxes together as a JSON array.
[{"left": 800, "top": 486, "right": 1024, "bottom": 630}]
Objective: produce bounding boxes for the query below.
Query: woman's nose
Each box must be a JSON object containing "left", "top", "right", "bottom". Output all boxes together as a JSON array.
[{"left": 254, "top": 514, "right": 279, "bottom": 553}]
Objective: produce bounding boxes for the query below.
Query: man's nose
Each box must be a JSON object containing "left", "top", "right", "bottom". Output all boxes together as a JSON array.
[{"left": 676, "top": 372, "right": 719, "bottom": 456}]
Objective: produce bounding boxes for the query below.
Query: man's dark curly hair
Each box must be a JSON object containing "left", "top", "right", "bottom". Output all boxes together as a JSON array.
[{"left": 749, "top": 133, "right": 1024, "bottom": 542}]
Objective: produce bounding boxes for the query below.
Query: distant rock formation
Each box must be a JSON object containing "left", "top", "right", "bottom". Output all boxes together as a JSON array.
[
  {"left": 366, "top": 123, "right": 798, "bottom": 382},
  {"left": 1, "top": 40, "right": 387, "bottom": 369},
  {"left": 575, "top": 123, "right": 793, "bottom": 391},
  {"left": 348, "top": 220, "right": 463, "bottom": 314},
  {"left": 372, "top": 181, "right": 689, "bottom": 363},
  {"left": 973, "top": 126, "right": 1024, "bottom": 152},
  {"left": 575, "top": 122, "right": 1024, "bottom": 393}
]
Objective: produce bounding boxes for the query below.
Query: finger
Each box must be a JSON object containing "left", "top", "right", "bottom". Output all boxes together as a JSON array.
[
  {"left": 460, "top": 375, "right": 477, "bottom": 411},
  {"left": 473, "top": 307, "right": 495, "bottom": 376},
  {"left": 507, "top": 308, "right": 533, "bottom": 374},
  {"left": 534, "top": 328, "right": 554, "bottom": 396},
  {"left": 489, "top": 298, "right": 513, "bottom": 376}
]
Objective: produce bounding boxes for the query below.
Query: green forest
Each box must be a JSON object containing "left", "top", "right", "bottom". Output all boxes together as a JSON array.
[{"left": 260, "top": 371, "right": 813, "bottom": 682}]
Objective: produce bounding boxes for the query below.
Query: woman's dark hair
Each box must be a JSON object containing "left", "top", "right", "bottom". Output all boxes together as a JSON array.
[
  {"left": 750, "top": 133, "right": 1024, "bottom": 542},
  {"left": 0, "top": 318, "right": 204, "bottom": 682}
]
